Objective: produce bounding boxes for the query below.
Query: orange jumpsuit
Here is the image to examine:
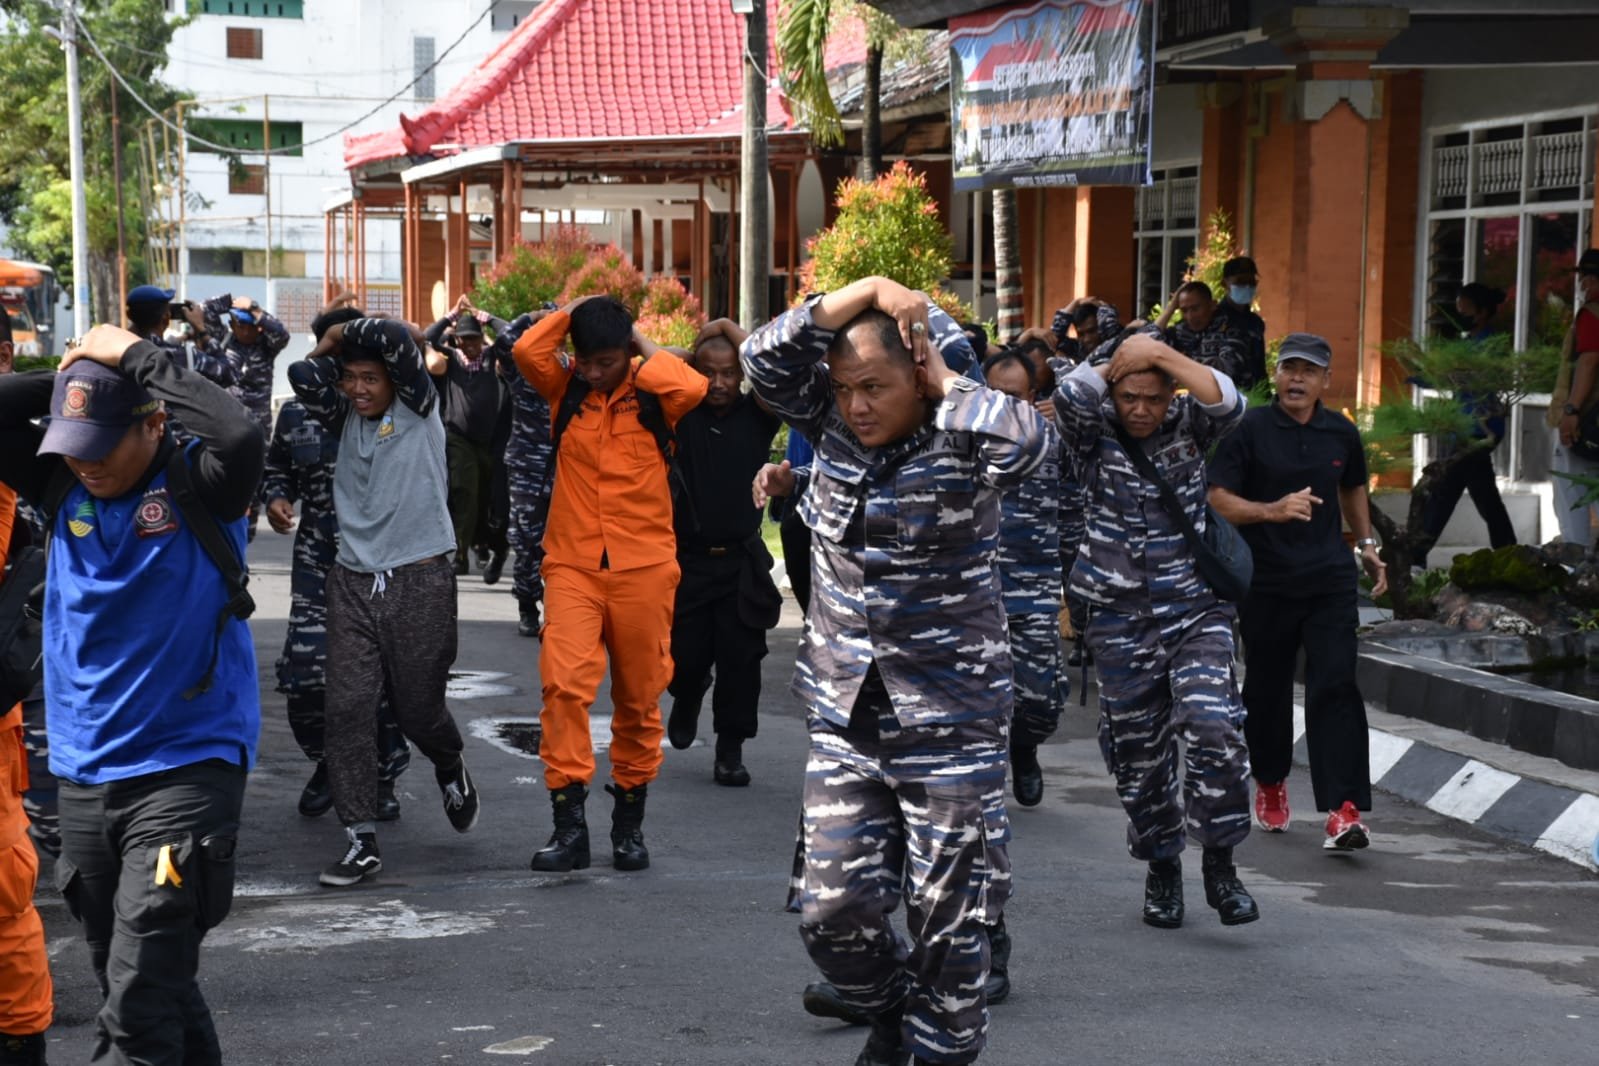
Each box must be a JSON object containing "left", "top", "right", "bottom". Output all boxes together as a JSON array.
[
  {"left": 0, "top": 485, "right": 52, "bottom": 1039},
  {"left": 512, "top": 313, "right": 708, "bottom": 789}
]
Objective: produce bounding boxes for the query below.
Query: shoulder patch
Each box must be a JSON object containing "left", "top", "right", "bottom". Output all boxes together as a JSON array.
[{"left": 135, "top": 488, "right": 180, "bottom": 538}]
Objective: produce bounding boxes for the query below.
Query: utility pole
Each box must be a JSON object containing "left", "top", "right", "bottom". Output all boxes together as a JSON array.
[
  {"left": 738, "top": 1, "right": 769, "bottom": 330},
  {"left": 58, "top": 1, "right": 91, "bottom": 337},
  {"left": 110, "top": 76, "right": 128, "bottom": 318},
  {"left": 263, "top": 95, "right": 273, "bottom": 291}
]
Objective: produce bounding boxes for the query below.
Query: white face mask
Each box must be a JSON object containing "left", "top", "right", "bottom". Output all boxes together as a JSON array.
[{"left": 1228, "top": 284, "right": 1257, "bottom": 306}]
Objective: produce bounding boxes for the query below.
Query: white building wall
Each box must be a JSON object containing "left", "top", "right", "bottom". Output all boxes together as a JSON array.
[{"left": 165, "top": 1, "right": 521, "bottom": 293}]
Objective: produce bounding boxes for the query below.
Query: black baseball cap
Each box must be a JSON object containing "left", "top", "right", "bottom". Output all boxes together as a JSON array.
[
  {"left": 1576, "top": 249, "right": 1599, "bottom": 276},
  {"left": 1277, "top": 332, "right": 1332, "bottom": 369},
  {"left": 452, "top": 316, "right": 484, "bottom": 338},
  {"left": 38, "top": 362, "right": 160, "bottom": 461}
]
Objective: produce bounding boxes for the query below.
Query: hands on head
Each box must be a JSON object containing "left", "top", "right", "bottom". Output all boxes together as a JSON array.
[{"left": 60, "top": 325, "right": 143, "bottom": 371}]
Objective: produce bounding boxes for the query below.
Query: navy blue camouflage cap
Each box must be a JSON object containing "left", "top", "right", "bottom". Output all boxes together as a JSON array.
[
  {"left": 1277, "top": 332, "right": 1332, "bottom": 369},
  {"left": 38, "top": 361, "right": 160, "bottom": 461}
]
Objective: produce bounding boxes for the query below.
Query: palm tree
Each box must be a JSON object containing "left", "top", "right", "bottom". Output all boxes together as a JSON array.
[
  {"left": 776, "top": 0, "right": 896, "bottom": 179},
  {"left": 992, "top": 187, "right": 1023, "bottom": 340}
]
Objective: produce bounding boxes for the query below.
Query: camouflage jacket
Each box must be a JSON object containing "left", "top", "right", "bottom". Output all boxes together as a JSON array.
[
  {"left": 204, "top": 294, "right": 290, "bottom": 412},
  {"left": 742, "top": 295, "right": 1052, "bottom": 729},
  {"left": 997, "top": 424, "right": 1064, "bottom": 617},
  {"left": 262, "top": 400, "right": 339, "bottom": 563},
  {"left": 141, "top": 329, "right": 239, "bottom": 390},
  {"left": 1165, "top": 310, "right": 1256, "bottom": 389},
  {"left": 490, "top": 314, "right": 554, "bottom": 468},
  {"left": 1053, "top": 360, "right": 1244, "bottom": 618}
]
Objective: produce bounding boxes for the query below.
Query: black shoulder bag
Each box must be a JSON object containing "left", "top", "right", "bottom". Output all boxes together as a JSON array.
[{"left": 1112, "top": 425, "right": 1253, "bottom": 602}]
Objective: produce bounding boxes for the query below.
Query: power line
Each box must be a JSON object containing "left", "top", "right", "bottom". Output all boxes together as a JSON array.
[{"left": 72, "top": 1, "right": 496, "bottom": 157}]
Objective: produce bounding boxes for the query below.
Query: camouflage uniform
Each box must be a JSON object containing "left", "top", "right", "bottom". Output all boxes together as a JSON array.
[
  {"left": 1052, "top": 359, "right": 1252, "bottom": 862},
  {"left": 263, "top": 402, "right": 410, "bottom": 781},
  {"left": 1165, "top": 310, "right": 1257, "bottom": 390},
  {"left": 139, "top": 329, "right": 239, "bottom": 443},
  {"left": 207, "top": 295, "right": 289, "bottom": 535},
  {"left": 995, "top": 421, "right": 1067, "bottom": 746},
  {"left": 489, "top": 314, "right": 554, "bottom": 609},
  {"left": 744, "top": 297, "right": 1050, "bottom": 1065}
]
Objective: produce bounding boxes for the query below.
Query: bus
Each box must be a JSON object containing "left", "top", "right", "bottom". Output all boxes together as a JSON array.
[{"left": 0, "top": 258, "right": 59, "bottom": 356}]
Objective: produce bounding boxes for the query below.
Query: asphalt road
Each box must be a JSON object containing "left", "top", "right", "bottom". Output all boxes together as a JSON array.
[{"left": 35, "top": 532, "right": 1599, "bottom": 1065}]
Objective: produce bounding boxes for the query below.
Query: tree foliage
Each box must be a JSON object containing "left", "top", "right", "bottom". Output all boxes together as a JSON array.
[
  {"left": 0, "top": 1, "right": 183, "bottom": 323},
  {"left": 797, "top": 161, "right": 969, "bottom": 317},
  {"left": 1357, "top": 334, "right": 1561, "bottom": 615}
]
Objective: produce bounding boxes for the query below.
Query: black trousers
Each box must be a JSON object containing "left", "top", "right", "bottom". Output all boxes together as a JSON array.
[
  {"left": 56, "top": 759, "right": 247, "bottom": 1066},
  {"left": 1238, "top": 584, "right": 1372, "bottom": 812},
  {"left": 1423, "top": 442, "right": 1516, "bottom": 552},
  {"left": 669, "top": 582, "right": 768, "bottom": 741},
  {"left": 779, "top": 510, "right": 812, "bottom": 613}
]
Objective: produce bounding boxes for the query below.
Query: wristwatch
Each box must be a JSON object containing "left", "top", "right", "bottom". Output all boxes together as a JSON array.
[
  {"left": 1564, "top": 403, "right": 1580, "bottom": 416},
  {"left": 1354, "top": 537, "right": 1379, "bottom": 553}
]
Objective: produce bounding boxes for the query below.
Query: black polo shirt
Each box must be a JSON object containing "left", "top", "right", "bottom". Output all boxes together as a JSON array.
[
  {"left": 673, "top": 394, "right": 781, "bottom": 549},
  {"left": 1208, "top": 400, "right": 1367, "bottom": 596}
]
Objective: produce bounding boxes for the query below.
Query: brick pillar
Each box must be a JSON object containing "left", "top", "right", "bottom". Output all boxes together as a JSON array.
[
  {"left": 1264, "top": 4, "right": 1410, "bottom": 409},
  {"left": 1199, "top": 81, "right": 1245, "bottom": 234}
]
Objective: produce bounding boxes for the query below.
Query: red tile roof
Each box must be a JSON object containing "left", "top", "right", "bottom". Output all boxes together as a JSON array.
[{"left": 345, "top": 0, "right": 867, "bottom": 171}]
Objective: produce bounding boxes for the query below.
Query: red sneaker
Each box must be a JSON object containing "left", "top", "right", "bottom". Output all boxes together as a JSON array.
[
  {"left": 1254, "top": 781, "right": 1290, "bottom": 832},
  {"left": 1323, "top": 801, "right": 1370, "bottom": 851}
]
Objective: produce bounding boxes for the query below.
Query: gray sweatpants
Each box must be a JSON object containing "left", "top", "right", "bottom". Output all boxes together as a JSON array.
[{"left": 325, "top": 555, "right": 464, "bottom": 825}]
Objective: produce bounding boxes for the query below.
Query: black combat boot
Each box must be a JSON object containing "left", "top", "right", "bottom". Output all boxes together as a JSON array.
[
  {"left": 517, "top": 599, "right": 540, "bottom": 638},
  {"left": 606, "top": 782, "right": 650, "bottom": 871},
  {"left": 1142, "top": 857, "right": 1184, "bottom": 929},
  {"left": 298, "top": 761, "right": 332, "bottom": 818},
  {"left": 529, "top": 784, "right": 589, "bottom": 872},
  {"left": 1201, "top": 846, "right": 1260, "bottom": 926},
  {"left": 713, "top": 735, "right": 751, "bottom": 787},
  {"left": 482, "top": 548, "right": 506, "bottom": 586},
  {"left": 854, "top": 1000, "right": 910, "bottom": 1066},
  {"left": 801, "top": 981, "right": 870, "bottom": 1026},
  {"left": 0, "top": 1032, "right": 46, "bottom": 1066},
  {"left": 1010, "top": 740, "right": 1043, "bottom": 807},
  {"left": 984, "top": 916, "right": 1011, "bottom": 1004},
  {"left": 375, "top": 778, "right": 401, "bottom": 822}
]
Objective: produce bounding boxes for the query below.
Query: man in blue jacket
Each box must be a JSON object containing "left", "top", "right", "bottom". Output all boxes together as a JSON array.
[{"left": 0, "top": 323, "right": 264, "bottom": 1066}]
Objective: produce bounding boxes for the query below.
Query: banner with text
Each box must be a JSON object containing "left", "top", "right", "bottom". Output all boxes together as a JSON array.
[{"left": 949, "top": 0, "right": 1155, "bottom": 192}]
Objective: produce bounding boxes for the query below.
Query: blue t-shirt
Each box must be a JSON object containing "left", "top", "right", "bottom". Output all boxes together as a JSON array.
[{"left": 44, "top": 450, "right": 259, "bottom": 784}]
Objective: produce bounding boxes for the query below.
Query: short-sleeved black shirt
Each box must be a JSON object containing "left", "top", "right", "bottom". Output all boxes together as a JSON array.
[
  {"left": 1207, "top": 401, "right": 1367, "bottom": 596},
  {"left": 673, "top": 393, "right": 781, "bottom": 549}
]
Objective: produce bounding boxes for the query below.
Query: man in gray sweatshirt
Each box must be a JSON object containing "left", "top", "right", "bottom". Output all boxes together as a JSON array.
[{"left": 289, "top": 305, "right": 481, "bottom": 887}]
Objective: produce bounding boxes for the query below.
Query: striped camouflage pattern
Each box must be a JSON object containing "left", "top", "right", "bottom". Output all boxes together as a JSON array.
[
  {"left": 1091, "top": 605, "right": 1252, "bottom": 860},
  {"left": 741, "top": 295, "right": 1052, "bottom": 730},
  {"left": 797, "top": 703, "right": 1010, "bottom": 1064},
  {"left": 1051, "top": 360, "right": 1244, "bottom": 617},
  {"left": 1008, "top": 612, "right": 1065, "bottom": 747},
  {"left": 1052, "top": 360, "right": 1251, "bottom": 862},
  {"left": 995, "top": 420, "right": 1063, "bottom": 618},
  {"left": 1166, "top": 308, "right": 1258, "bottom": 389},
  {"left": 489, "top": 314, "right": 554, "bottom": 607}
]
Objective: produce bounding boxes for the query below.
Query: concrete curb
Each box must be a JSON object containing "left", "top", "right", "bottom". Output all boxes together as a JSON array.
[{"left": 1293, "top": 702, "right": 1599, "bottom": 872}]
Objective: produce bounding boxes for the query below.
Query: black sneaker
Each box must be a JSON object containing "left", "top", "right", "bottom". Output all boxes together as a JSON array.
[
  {"left": 320, "top": 828, "right": 381, "bottom": 887},
  {"left": 439, "top": 760, "right": 480, "bottom": 833}
]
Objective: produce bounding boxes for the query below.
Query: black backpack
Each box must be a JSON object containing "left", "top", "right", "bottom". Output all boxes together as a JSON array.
[
  {"left": 533, "top": 374, "right": 698, "bottom": 532},
  {"left": 0, "top": 542, "right": 45, "bottom": 709},
  {"left": 0, "top": 448, "right": 256, "bottom": 707}
]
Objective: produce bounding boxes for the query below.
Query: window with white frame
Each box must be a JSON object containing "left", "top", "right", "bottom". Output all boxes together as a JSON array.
[
  {"left": 1133, "top": 164, "right": 1200, "bottom": 319},
  {"left": 1420, "top": 109, "right": 1597, "bottom": 485}
]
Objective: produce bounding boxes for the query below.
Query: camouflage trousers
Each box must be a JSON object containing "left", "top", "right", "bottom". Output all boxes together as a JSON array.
[
  {"left": 245, "top": 403, "right": 271, "bottom": 538},
  {"left": 1088, "top": 603, "right": 1252, "bottom": 862},
  {"left": 1008, "top": 611, "right": 1066, "bottom": 747},
  {"left": 506, "top": 457, "right": 548, "bottom": 607},
  {"left": 796, "top": 699, "right": 1011, "bottom": 1065}
]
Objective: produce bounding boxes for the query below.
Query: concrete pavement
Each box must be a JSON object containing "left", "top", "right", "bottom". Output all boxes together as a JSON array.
[{"left": 34, "top": 532, "right": 1599, "bottom": 1064}]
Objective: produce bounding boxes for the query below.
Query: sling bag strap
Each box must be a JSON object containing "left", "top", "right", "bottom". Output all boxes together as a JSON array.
[{"left": 1112, "top": 423, "right": 1210, "bottom": 558}]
